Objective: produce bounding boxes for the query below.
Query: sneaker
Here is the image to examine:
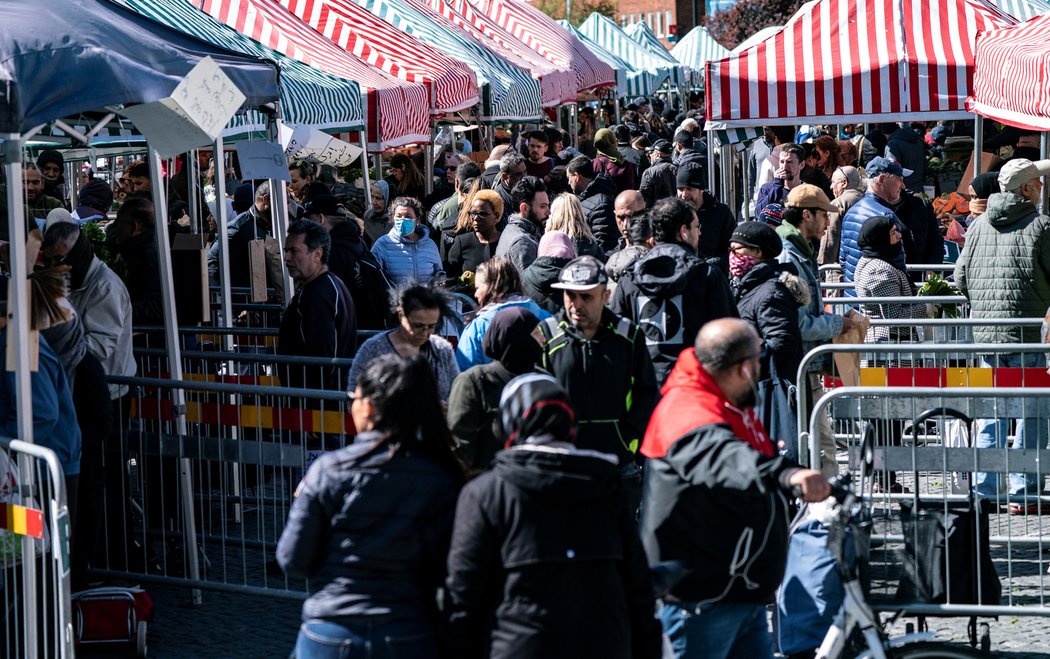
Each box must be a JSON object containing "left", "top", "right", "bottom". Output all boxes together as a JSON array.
[{"left": 1008, "top": 501, "right": 1049, "bottom": 515}]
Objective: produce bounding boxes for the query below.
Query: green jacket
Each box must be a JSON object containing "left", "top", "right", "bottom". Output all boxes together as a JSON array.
[{"left": 955, "top": 192, "right": 1050, "bottom": 343}]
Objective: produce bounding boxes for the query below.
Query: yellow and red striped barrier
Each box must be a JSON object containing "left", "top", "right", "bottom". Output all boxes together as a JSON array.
[
  {"left": 826, "top": 367, "right": 1050, "bottom": 389},
  {"left": 0, "top": 502, "right": 44, "bottom": 539}
]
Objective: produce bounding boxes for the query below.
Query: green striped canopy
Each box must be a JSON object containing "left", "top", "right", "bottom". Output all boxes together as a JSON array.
[
  {"left": 580, "top": 14, "right": 683, "bottom": 90},
  {"left": 560, "top": 20, "right": 664, "bottom": 97},
  {"left": 119, "top": 0, "right": 365, "bottom": 137}
]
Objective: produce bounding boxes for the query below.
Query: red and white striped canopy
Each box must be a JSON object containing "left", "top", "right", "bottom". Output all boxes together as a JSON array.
[
  {"left": 424, "top": 0, "right": 575, "bottom": 106},
  {"left": 970, "top": 14, "right": 1050, "bottom": 129},
  {"left": 197, "top": 0, "right": 432, "bottom": 149},
  {"left": 466, "top": 0, "right": 616, "bottom": 93},
  {"left": 705, "top": 0, "right": 1015, "bottom": 128},
  {"left": 278, "top": 0, "right": 480, "bottom": 115}
]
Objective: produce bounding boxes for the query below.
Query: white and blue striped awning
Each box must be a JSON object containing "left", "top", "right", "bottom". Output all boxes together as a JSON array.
[
  {"left": 624, "top": 21, "right": 689, "bottom": 83},
  {"left": 117, "top": 0, "right": 365, "bottom": 138},
  {"left": 989, "top": 0, "right": 1050, "bottom": 21},
  {"left": 579, "top": 13, "right": 682, "bottom": 92},
  {"left": 351, "top": 0, "right": 542, "bottom": 122},
  {"left": 670, "top": 27, "right": 729, "bottom": 88}
]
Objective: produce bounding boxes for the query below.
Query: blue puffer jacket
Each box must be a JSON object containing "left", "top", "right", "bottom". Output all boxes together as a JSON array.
[
  {"left": 371, "top": 225, "right": 444, "bottom": 286},
  {"left": 454, "top": 296, "right": 551, "bottom": 371},
  {"left": 839, "top": 193, "right": 906, "bottom": 285}
]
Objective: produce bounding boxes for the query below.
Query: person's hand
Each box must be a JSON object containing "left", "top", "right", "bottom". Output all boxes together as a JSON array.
[{"left": 789, "top": 469, "right": 831, "bottom": 502}]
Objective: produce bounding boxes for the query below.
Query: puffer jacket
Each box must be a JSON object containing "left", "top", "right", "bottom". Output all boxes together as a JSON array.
[
  {"left": 370, "top": 225, "right": 444, "bottom": 286},
  {"left": 455, "top": 296, "right": 551, "bottom": 371},
  {"left": 955, "top": 192, "right": 1050, "bottom": 343},
  {"left": 522, "top": 256, "right": 570, "bottom": 314},
  {"left": 610, "top": 242, "right": 737, "bottom": 385},
  {"left": 638, "top": 159, "right": 676, "bottom": 207},
  {"left": 578, "top": 174, "right": 620, "bottom": 253},
  {"left": 839, "top": 193, "right": 906, "bottom": 284},
  {"left": 276, "top": 432, "right": 462, "bottom": 624},
  {"left": 777, "top": 222, "right": 842, "bottom": 372},
  {"left": 639, "top": 348, "right": 795, "bottom": 605},
  {"left": 885, "top": 127, "right": 926, "bottom": 192},
  {"left": 69, "top": 257, "right": 136, "bottom": 400},
  {"left": 495, "top": 213, "right": 544, "bottom": 273},
  {"left": 445, "top": 447, "right": 662, "bottom": 659},
  {"left": 733, "top": 261, "right": 808, "bottom": 383}
]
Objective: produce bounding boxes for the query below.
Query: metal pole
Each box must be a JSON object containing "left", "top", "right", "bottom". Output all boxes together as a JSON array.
[
  {"left": 3, "top": 135, "right": 39, "bottom": 656},
  {"left": 706, "top": 130, "right": 716, "bottom": 194},
  {"left": 374, "top": 154, "right": 383, "bottom": 182},
  {"left": 1042, "top": 132, "right": 1049, "bottom": 213},
  {"left": 270, "top": 177, "right": 292, "bottom": 309},
  {"left": 359, "top": 132, "right": 372, "bottom": 212},
  {"left": 973, "top": 117, "right": 983, "bottom": 179},
  {"left": 147, "top": 148, "right": 203, "bottom": 607},
  {"left": 613, "top": 98, "right": 621, "bottom": 125},
  {"left": 187, "top": 151, "right": 200, "bottom": 233}
]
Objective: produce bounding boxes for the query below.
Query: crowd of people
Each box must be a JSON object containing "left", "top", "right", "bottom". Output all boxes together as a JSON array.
[{"left": 5, "top": 100, "right": 1050, "bottom": 658}]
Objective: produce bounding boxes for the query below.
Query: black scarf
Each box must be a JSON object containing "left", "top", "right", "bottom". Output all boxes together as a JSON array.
[
  {"left": 64, "top": 230, "right": 96, "bottom": 290},
  {"left": 857, "top": 215, "right": 905, "bottom": 273},
  {"left": 482, "top": 306, "right": 541, "bottom": 375}
]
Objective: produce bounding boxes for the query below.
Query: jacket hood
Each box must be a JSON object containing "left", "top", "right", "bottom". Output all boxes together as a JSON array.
[
  {"left": 892, "top": 126, "right": 921, "bottom": 144},
  {"left": 632, "top": 242, "right": 703, "bottom": 296},
  {"left": 776, "top": 221, "right": 814, "bottom": 261},
  {"left": 580, "top": 173, "right": 618, "bottom": 200},
  {"left": 493, "top": 446, "right": 620, "bottom": 501},
  {"left": 984, "top": 192, "right": 1039, "bottom": 228},
  {"left": 525, "top": 256, "right": 571, "bottom": 279}
]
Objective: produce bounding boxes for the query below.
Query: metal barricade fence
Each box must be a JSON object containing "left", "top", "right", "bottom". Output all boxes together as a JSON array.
[
  {"left": 808, "top": 384, "right": 1050, "bottom": 621},
  {"left": 0, "top": 438, "right": 73, "bottom": 658},
  {"left": 92, "top": 362, "right": 353, "bottom": 601}
]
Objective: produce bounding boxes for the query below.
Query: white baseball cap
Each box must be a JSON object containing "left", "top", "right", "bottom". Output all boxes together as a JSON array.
[{"left": 998, "top": 158, "right": 1050, "bottom": 192}]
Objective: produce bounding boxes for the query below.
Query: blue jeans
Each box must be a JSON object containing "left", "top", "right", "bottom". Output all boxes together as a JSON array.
[
  {"left": 659, "top": 601, "right": 773, "bottom": 659},
  {"left": 292, "top": 619, "right": 437, "bottom": 659},
  {"left": 974, "top": 353, "right": 1049, "bottom": 499}
]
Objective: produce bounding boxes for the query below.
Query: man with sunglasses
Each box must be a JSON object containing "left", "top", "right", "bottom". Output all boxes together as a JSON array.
[{"left": 640, "top": 318, "right": 830, "bottom": 659}]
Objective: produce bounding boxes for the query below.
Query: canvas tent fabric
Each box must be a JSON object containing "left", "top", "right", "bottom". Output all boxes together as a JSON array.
[
  {"left": 121, "top": 0, "right": 364, "bottom": 138},
  {"left": 730, "top": 25, "right": 781, "bottom": 54},
  {"left": 671, "top": 26, "right": 729, "bottom": 87},
  {"left": 625, "top": 22, "right": 687, "bottom": 75},
  {"left": 706, "top": 0, "right": 1015, "bottom": 129},
  {"left": 469, "top": 0, "right": 615, "bottom": 93},
  {"left": 989, "top": 0, "right": 1050, "bottom": 21},
  {"left": 351, "top": 0, "right": 542, "bottom": 122},
  {"left": 0, "top": 0, "right": 279, "bottom": 135},
  {"left": 199, "top": 0, "right": 432, "bottom": 149},
  {"left": 970, "top": 13, "right": 1050, "bottom": 129},
  {"left": 430, "top": 0, "right": 576, "bottom": 106},
  {"left": 578, "top": 14, "right": 679, "bottom": 93},
  {"left": 278, "top": 0, "right": 480, "bottom": 114},
  {"left": 557, "top": 20, "right": 636, "bottom": 97}
]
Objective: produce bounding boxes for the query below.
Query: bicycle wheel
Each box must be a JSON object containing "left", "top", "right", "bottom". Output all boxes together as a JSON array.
[{"left": 889, "top": 641, "right": 986, "bottom": 658}]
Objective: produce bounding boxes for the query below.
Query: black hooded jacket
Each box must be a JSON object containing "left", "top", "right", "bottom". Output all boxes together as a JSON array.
[
  {"left": 522, "top": 256, "right": 570, "bottom": 315},
  {"left": 610, "top": 242, "right": 737, "bottom": 385},
  {"left": 116, "top": 232, "right": 163, "bottom": 327},
  {"left": 696, "top": 191, "right": 737, "bottom": 274},
  {"left": 732, "top": 261, "right": 807, "bottom": 383},
  {"left": 578, "top": 174, "right": 620, "bottom": 253},
  {"left": 445, "top": 448, "right": 662, "bottom": 659}
]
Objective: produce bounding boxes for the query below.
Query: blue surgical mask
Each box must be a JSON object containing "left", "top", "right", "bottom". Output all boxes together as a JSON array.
[{"left": 395, "top": 218, "right": 415, "bottom": 237}]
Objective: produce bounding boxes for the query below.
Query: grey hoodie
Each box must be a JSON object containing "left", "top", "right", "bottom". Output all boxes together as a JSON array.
[{"left": 494, "top": 213, "right": 544, "bottom": 273}]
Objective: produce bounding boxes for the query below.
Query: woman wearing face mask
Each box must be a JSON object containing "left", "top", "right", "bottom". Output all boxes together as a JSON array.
[
  {"left": 447, "top": 307, "right": 546, "bottom": 472},
  {"left": 278, "top": 354, "right": 466, "bottom": 659},
  {"left": 454, "top": 256, "right": 550, "bottom": 371},
  {"left": 370, "top": 197, "right": 444, "bottom": 287},
  {"left": 346, "top": 284, "right": 460, "bottom": 403},
  {"left": 363, "top": 181, "right": 392, "bottom": 245},
  {"left": 444, "top": 372, "right": 663, "bottom": 659},
  {"left": 729, "top": 221, "right": 809, "bottom": 461}
]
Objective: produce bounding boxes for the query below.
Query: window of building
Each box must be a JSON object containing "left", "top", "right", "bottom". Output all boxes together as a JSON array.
[{"left": 655, "top": 11, "right": 663, "bottom": 37}]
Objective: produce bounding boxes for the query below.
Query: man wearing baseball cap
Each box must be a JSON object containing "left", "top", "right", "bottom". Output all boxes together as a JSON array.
[
  {"left": 538, "top": 255, "right": 659, "bottom": 514},
  {"left": 676, "top": 162, "right": 736, "bottom": 274},
  {"left": 955, "top": 158, "right": 1050, "bottom": 514},
  {"left": 837, "top": 156, "right": 914, "bottom": 284},
  {"left": 639, "top": 139, "right": 676, "bottom": 207}
]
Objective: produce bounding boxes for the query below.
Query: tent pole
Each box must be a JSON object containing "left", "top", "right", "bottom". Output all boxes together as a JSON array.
[
  {"left": 359, "top": 133, "right": 372, "bottom": 213},
  {"left": 3, "top": 135, "right": 41, "bottom": 655},
  {"left": 187, "top": 150, "right": 200, "bottom": 233},
  {"left": 269, "top": 105, "right": 292, "bottom": 309},
  {"left": 614, "top": 96, "right": 621, "bottom": 125},
  {"left": 426, "top": 122, "right": 437, "bottom": 197},
  {"left": 147, "top": 147, "right": 203, "bottom": 608},
  {"left": 741, "top": 148, "right": 750, "bottom": 220},
  {"left": 374, "top": 155, "right": 383, "bottom": 183},
  {"left": 706, "top": 131, "right": 716, "bottom": 193},
  {"left": 1042, "top": 132, "right": 1049, "bottom": 212},
  {"left": 972, "top": 117, "right": 983, "bottom": 179}
]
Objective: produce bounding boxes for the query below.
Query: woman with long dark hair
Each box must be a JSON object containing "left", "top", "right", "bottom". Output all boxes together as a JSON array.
[
  {"left": 278, "top": 354, "right": 466, "bottom": 658},
  {"left": 385, "top": 153, "right": 426, "bottom": 201}
]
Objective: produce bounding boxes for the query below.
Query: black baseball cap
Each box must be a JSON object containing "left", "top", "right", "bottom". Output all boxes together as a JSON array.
[
  {"left": 304, "top": 194, "right": 342, "bottom": 217},
  {"left": 646, "top": 139, "right": 672, "bottom": 155},
  {"left": 551, "top": 256, "right": 608, "bottom": 291}
]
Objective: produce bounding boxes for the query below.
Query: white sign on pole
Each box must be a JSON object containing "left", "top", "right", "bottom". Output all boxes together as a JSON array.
[
  {"left": 235, "top": 141, "right": 290, "bottom": 182},
  {"left": 280, "top": 123, "right": 363, "bottom": 167},
  {"left": 121, "top": 57, "right": 247, "bottom": 159}
]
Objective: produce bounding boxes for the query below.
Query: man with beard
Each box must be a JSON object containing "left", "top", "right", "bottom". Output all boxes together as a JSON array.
[
  {"left": 24, "top": 163, "right": 65, "bottom": 222},
  {"left": 491, "top": 152, "right": 528, "bottom": 223},
  {"left": 495, "top": 176, "right": 550, "bottom": 273},
  {"left": 676, "top": 163, "right": 736, "bottom": 274},
  {"left": 640, "top": 318, "right": 830, "bottom": 659},
  {"left": 523, "top": 130, "right": 555, "bottom": 181}
]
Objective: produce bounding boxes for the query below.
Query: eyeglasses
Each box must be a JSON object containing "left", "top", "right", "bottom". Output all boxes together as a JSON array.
[
  {"left": 446, "top": 165, "right": 458, "bottom": 172},
  {"left": 468, "top": 211, "right": 492, "bottom": 218}
]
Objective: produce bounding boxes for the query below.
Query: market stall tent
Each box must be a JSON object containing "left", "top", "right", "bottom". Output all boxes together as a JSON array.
[
  {"left": 989, "top": 0, "right": 1050, "bottom": 21},
  {"left": 730, "top": 25, "right": 781, "bottom": 54},
  {"left": 671, "top": 26, "right": 729, "bottom": 87},
  {"left": 468, "top": 0, "right": 616, "bottom": 94},
  {"left": 558, "top": 20, "right": 640, "bottom": 98},
  {"left": 277, "top": 0, "right": 480, "bottom": 115},
  {"left": 705, "top": 0, "right": 1015, "bottom": 129},
  {"left": 579, "top": 13, "right": 682, "bottom": 90},
  {"left": 970, "top": 13, "right": 1050, "bottom": 129},
  {"left": 625, "top": 21, "right": 688, "bottom": 79}
]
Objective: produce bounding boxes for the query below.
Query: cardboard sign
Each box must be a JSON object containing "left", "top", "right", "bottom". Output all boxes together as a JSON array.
[
  {"left": 280, "top": 123, "right": 363, "bottom": 166},
  {"left": 236, "top": 141, "right": 290, "bottom": 182},
  {"left": 122, "top": 57, "right": 247, "bottom": 159}
]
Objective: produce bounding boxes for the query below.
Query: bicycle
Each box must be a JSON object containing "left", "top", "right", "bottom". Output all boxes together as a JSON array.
[{"left": 813, "top": 471, "right": 985, "bottom": 659}]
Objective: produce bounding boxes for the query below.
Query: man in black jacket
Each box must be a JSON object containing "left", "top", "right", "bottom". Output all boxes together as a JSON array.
[
  {"left": 640, "top": 318, "right": 829, "bottom": 658},
  {"left": 567, "top": 156, "right": 619, "bottom": 253},
  {"left": 540, "top": 256, "right": 659, "bottom": 514},
  {"left": 639, "top": 139, "right": 676, "bottom": 207},
  {"left": 611, "top": 197, "right": 737, "bottom": 385},
  {"left": 676, "top": 163, "right": 737, "bottom": 274},
  {"left": 108, "top": 196, "right": 164, "bottom": 327}
]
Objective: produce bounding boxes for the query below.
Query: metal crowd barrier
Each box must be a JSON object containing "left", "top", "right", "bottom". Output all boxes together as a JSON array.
[{"left": 0, "top": 438, "right": 73, "bottom": 658}]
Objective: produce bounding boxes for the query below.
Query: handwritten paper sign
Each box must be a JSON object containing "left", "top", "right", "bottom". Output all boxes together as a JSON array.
[
  {"left": 235, "top": 141, "right": 290, "bottom": 182},
  {"left": 121, "top": 57, "right": 247, "bottom": 159},
  {"left": 280, "top": 123, "right": 363, "bottom": 167}
]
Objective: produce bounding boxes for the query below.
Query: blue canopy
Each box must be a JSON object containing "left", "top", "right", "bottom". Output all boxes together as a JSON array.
[{"left": 0, "top": 0, "right": 280, "bottom": 135}]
